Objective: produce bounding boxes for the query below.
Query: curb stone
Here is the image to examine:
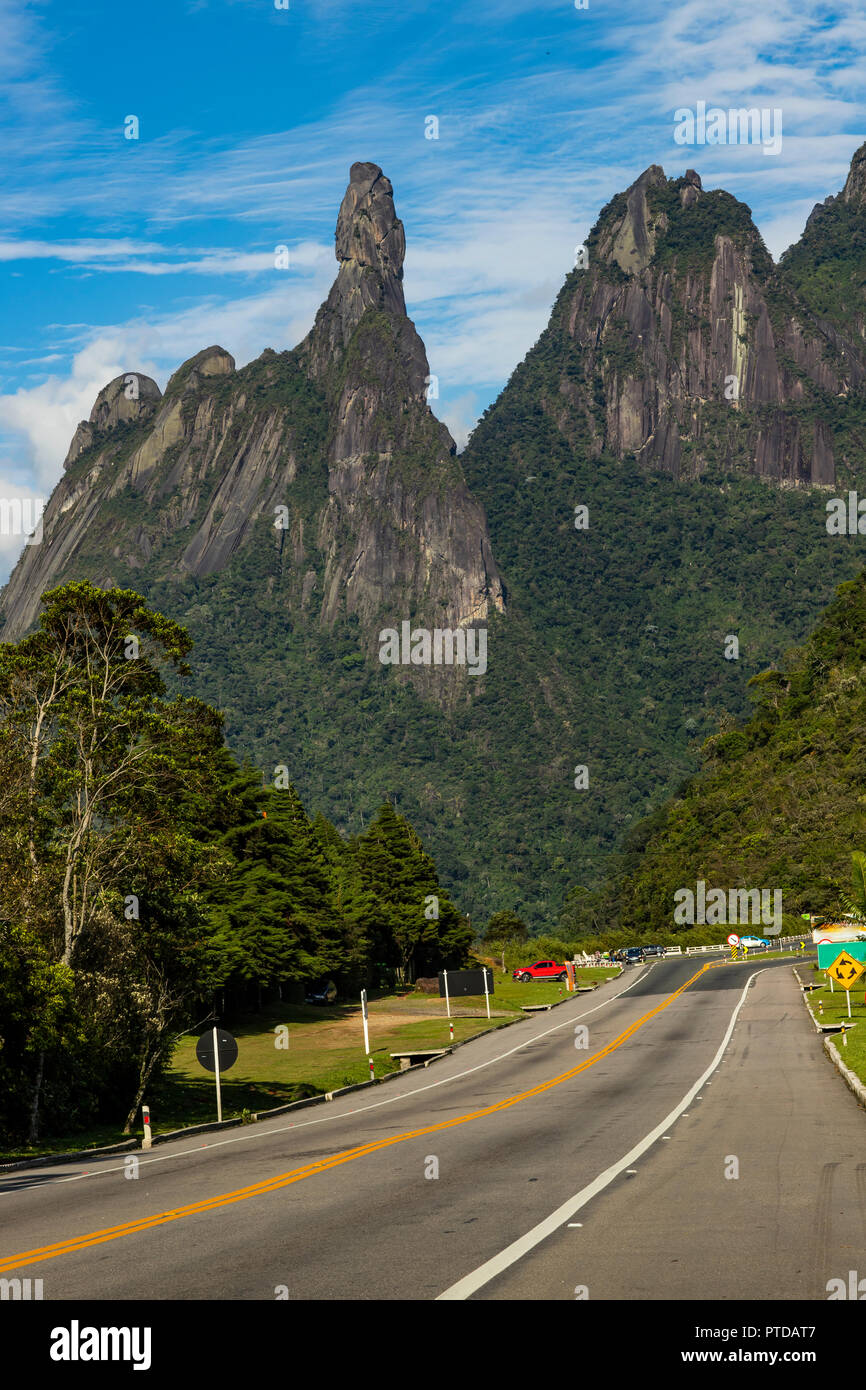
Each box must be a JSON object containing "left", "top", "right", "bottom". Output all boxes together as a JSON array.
[
  {"left": 795, "top": 965, "right": 866, "bottom": 1107},
  {"left": 823, "top": 1035, "right": 866, "bottom": 1108},
  {"left": 0, "top": 1138, "right": 139, "bottom": 1173}
]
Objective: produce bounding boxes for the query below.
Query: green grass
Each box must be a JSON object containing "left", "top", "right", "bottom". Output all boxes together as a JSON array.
[
  {"left": 828, "top": 1020, "right": 866, "bottom": 1085},
  {"left": 0, "top": 970, "right": 614, "bottom": 1162},
  {"left": 807, "top": 966, "right": 866, "bottom": 1030},
  {"left": 809, "top": 966, "right": 866, "bottom": 1088}
]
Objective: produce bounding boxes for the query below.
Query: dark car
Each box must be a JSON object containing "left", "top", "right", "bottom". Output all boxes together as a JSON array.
[
  {"left": 305, "top": 979, "right": 338, "bottom": 1006},
  {"left": 642, "top": 945, "right": 665, "bottom": 958},
  {"left": 625, "top": 947, "right": 644, "bottom": 963}
]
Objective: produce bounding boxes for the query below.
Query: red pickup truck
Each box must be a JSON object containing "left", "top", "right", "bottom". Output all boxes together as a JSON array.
[{"left": 512, "top": 959, "right": 568, "bottom": 982}]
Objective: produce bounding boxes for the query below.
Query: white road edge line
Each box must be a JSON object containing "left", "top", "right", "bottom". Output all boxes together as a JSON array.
[
  {"left": 435, "top": 968, "right": 763, "bottom": 1301},
  {"left": 18, "top": 968, "right": 655, "bottom": 1186}
]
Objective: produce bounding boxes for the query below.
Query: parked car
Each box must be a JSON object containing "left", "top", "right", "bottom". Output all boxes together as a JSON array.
[
  {"left": 642, "top": 945, "right": 665, "bottom": 958},
  {"left": 305, "top": 979, "right": 338, "bottom": 1005},
  {"left": 625, "top": 947, "right": 644, "bottom": 963},
  {"left": 739, "top": 936, "right": 770, "bottom": 949},
  {"left": 512, "top": 960, "right": 568, "bottom": 982}
]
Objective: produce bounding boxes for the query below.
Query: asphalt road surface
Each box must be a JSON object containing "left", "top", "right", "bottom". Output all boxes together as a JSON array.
[{"left": 2, "top": 956, "right": 864, "bottom": 1300}]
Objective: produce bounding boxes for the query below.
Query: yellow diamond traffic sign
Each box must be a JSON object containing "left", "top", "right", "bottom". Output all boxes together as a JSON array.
[{"left": 826, "top": 951, "right": 866, "bottom": 990}]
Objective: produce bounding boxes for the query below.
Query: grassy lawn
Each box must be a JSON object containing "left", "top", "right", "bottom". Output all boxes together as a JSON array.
[
  {"left": 801, "top": 963, "right": 866, "bottom": 1089},
  {"left": 0, "top": 968, "right": 615, "bottom": 1162},
  {"left": 807, "top": 966, "right": 866, "bottom": 1023},
  {"left": 828, "top": 1022, "right": 866, "bottom": 1083}
]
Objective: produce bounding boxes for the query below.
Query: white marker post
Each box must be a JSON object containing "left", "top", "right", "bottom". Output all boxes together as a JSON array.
[
  {"left": 443, "top": 969, "right": 451, "bottom": 1019},
  {"left": 213, "top": 1025, "right": 223, "bottom": 1123},
  {"left": 483, "top": 966, "right": 491, "bottom": 1020},
  {"left": 361, "top": 989, "right": 370, "bottom": 1055},
  {"left": 847, "top": 988, "right": 852, "bottom": 1020},
  {"left": 142, "top": 1103, "right": 152, "bottom": 1151}
]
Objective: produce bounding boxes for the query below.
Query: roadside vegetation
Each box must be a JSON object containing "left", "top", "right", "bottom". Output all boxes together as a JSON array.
[{"left": 0, "top": 966, "right": 608, "bottom": 1159}]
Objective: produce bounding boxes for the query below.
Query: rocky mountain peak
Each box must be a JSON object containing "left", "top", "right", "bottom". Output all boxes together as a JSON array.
[
  {"left": 63, "top": 371, "right": 161, "bottom": 468},
  {"left": 680, "top": 168, "right": 702, "bottom": 209},
  {"left": 164, "top": 345, "right": 235, "bottom": 397},
  {"left": 602, "top": 164, "right": 668, "bottom": 275},
  {"left": 335, "top": 162, "right": 406, "bottom": 293},
  {"left": 299, "top": 162, "right": 421, "bottom": 382},
  {"left": 842, "top": 140, "right": 866, "bottom": 205}
]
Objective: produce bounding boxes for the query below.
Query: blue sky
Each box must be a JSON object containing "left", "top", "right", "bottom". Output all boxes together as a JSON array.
[{"left": 1, "top": 0, "right": 865, "bottom": 580}]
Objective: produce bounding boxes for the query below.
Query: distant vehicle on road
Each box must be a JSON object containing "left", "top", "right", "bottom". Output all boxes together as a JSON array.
[
  {"left": 642, "top": 945, "right": 665, "bottom": 958},
  {"left": 625, "top": 947, "right": 644, "bottom": 963},
  {"left": 739, "top": 936, "right": 770, "bottom": 949},
  {"left": 512, "top": 960, "right": 568, "bottom": 982}
]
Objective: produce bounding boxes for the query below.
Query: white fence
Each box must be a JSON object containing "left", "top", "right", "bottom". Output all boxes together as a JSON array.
[
  {"left": 684, "top": 934, "right": 803, "bottom": 955},
  {"left": 572, "top": 935, "right": 805, "bottom": 967}
]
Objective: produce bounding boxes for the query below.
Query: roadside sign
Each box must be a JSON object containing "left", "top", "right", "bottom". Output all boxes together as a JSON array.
[
  {"left": 196, "top": 1026, "right": 237, "bottom": 1124},
  {"left": 727, "top": 933, "right": 740, "bottom": 946},
  {"left": 196, "top": 1027, "right": 238, "bottom": 1072},
  {"left": 827, "top": 951, "right": 865, "bottom": 991},
  {"left": 438, "top": 968, "right": 494, "bottom": 998}
]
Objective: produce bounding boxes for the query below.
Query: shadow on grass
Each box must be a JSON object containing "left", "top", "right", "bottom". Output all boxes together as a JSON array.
[{"left": 148, "top": 1072, "right": 321, "bottom": 1132}]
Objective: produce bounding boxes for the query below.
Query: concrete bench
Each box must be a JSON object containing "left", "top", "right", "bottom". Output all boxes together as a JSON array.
[{"left": 390, "top": 1049, "right": 451, "bottom": 1071}]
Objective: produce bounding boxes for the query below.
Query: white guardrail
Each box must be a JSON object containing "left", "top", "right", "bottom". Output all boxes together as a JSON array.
[
  {"left": 573, "top": 936, "right": 804, "bottom": 967},
  {"left": 684, "top": 935, "right": 802, "bottom": 955}
]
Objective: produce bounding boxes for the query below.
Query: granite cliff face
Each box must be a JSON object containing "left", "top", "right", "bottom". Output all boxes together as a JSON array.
[
  {"left": 535, "top": 157, "right": 866, "bottom": 484},
  {"left": 0, "top": 163, "right": 504, "bottom": 661}
]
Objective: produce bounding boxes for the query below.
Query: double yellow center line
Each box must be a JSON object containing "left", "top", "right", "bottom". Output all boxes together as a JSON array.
[{"left": 1, "top": 960, "right": 725, "bottom": 1273}]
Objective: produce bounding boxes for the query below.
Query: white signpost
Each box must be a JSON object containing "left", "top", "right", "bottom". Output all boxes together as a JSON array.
[{"left": 195, "top": 1027, "right": 238, "bottom": 1123}]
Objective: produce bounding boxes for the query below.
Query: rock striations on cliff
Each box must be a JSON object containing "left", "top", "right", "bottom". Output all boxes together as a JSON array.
[
  {"left": 512, "top": 152, "right": 866, "bottom": 485},
  {"left": 0, "top": 163, "right": 504, "bottom": 663}
]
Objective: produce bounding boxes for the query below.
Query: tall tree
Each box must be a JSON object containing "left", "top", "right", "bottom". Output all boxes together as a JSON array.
[{"left": 0, "top": 581, "right": 223, "bottom": 1140}]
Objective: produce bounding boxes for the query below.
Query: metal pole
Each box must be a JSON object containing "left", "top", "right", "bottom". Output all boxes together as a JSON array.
[
  {"left": 443, "top": 969, "right": 450, "bottom": 1019},
  {"left": 213, "top": 1025, "right": 222, "bottom": 1123},
  {"left": 847, "top": 989, "right": 852, "bottom": 1019},
  {"left": 483, "top": 967, "right": 490, "bottom": 1020},
  {"left": 361, "top": 989, "right": 370, "bottom": 1055}
]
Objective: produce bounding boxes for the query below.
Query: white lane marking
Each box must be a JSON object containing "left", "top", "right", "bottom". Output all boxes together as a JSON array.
[
  {"left": 436, "top": 969, "right": 763, "bottom": 1301},
  {"left": 8, "top": 968, "right": 656, "bottom": 1187}
]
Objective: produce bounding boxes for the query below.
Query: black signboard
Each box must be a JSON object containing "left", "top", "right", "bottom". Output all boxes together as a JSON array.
[
  {"left": 438, "top": 968, "right": 494, "bottom": 998},
  {"left": 196, "top": 1028, "right": 238, "bottom": 1073}
]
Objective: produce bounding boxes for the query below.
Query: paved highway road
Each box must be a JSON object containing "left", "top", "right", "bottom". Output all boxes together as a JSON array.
[{"left": 2, "top": 957, "right": 864, "bottom": 1300}]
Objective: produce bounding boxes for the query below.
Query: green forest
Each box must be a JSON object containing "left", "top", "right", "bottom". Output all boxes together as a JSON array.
[
  {"left": 563, "top": 567, "right": 866, "bottom": 938},
  {"left": 0, "top": 582, "right": 471, "bottom": 1145}
]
